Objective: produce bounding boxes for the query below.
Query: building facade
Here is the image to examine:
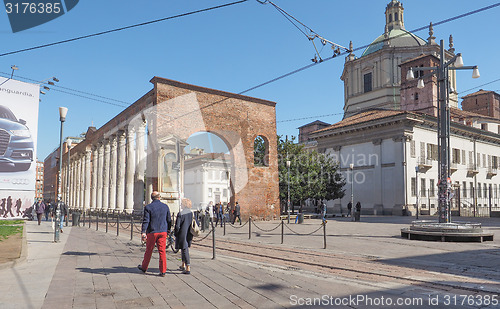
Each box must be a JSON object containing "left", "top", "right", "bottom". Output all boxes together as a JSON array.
[
  {"left": 35, "top": 160, "right": 43, "bottom": 201},
  {"left": 183, "top": 152, "right": 231, "bottom": 210},
  {"left": 303, "top": 0, "right": 500, "bottom": 216}
]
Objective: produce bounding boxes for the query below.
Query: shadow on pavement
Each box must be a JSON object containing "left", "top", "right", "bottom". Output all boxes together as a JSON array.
[{"left": 63, "top": 251, "right": 97, "bottom": 256}]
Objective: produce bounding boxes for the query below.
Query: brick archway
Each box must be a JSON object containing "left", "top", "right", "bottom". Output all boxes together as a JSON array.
[
  {"left": 149, "top": 77, "right": 279, "bottom": 219},
  {"left": 64, "top": 77, "right": 279, "bottom": 219}
]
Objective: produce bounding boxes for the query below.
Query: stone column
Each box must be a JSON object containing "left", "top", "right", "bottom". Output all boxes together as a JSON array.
[
  {"left": 96, "top": 143, "right": 104, "bottom": 210},
  {"left": 102, "top": 139, "right": 111, "bottom": 211},
  {"left": 84, "top": 148, "right": 92, "bottom": 212},
  {"left": 125, "top": 127, "right": 135, "bottom": 213},
  {"left": 75, "top": 156, "right": 81, "bottom": 210},
  {"left": 108, "top": 135, "right": 118, "bottom": 210},
  {"left": 145, "top": 150, "right": 153, "bottom": 205},
  {"left": 79, "top": 156, "right": 84, "bottom": 210},
  {"left": 372, "top": 139, "right": 383, "bottom": 213},
  {"left": 91, "top": 146, "right": 98, "bottom": 210},
  {"left": 134, "top": 122, "right": 146, "bottom": 211},
  {"left": 70, "top": 159, "right": 75, "bottom": 208},
  {"left": 116, "top": 131, "right": 126, "bottom": 212}
]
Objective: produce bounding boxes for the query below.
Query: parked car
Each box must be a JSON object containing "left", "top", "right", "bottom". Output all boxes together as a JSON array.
[{"left": 0, "top": 105, "right": 34, "bottom": 172}]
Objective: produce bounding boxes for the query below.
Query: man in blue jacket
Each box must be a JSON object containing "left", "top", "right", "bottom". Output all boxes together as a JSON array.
[{"left": 138, "top": 191, "right": 172, "bottom": 276}]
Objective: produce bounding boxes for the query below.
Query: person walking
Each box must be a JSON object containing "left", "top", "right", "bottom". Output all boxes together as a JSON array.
[
  {"left": 138, "top": 191, "right": 172, "bottom": 276},
  {"left": 58, "top": 201, "right": 68, "bottom": 233},
  {"left": 232, "top": 201, "right": 241, "bottom": 225},
  {"left": 347, "top": 201, "right": 352, "bottom": 217},
  {"left": 34, "top": 200, "right": 45, "bottom": 225},
  {"left": 4, "top": 196, "right": 13, "bottom": 218},
  {"left": 175, "top": 198, "right": 197, "bottom": 275},
  {"left": 207, "top": 201, "right": 214, "bottom": 225},
  {"left": 215, "top": 202, "right": 224, "bottom": 227},
  {"left": 321, "top": 200, "right": 327, "bottom": 224},
  {"left": 44, "top": 201, "right": 51, "bottom": 221},
  {"left": 355, "top": 201, "right": 361, "bottom": 222}
]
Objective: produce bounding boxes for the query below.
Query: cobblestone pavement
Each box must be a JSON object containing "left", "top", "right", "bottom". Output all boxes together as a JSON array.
[{"left": 1, "top": 216, "right": 500, "bottom": 308}]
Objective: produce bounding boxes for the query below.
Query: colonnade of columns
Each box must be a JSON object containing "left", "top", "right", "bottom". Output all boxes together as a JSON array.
[{"left": 61, "top": 121, "right": 149, "bottom": 213}]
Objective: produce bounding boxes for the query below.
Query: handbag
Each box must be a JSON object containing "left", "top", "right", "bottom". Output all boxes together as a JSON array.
[{"left": 190, "top": 212, "right": 200, "bottom": 237}]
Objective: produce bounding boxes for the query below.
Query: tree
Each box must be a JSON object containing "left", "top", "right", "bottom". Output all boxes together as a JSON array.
[
  {"left": 278, "top": 136, "right": 345, "bottom": 211},
  {"left": 254, "top": 136, "right": 267, "bottom": 166}
]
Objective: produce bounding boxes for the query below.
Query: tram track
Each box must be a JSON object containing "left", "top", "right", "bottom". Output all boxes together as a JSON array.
[{"left": 193, "top": 237, "right": 500, "bottom": 295}]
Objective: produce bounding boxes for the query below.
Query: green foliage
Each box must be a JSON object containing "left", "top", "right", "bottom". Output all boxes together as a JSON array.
[
  {"left": 254, "top": 136, "right": 267, "bottom": 166},
  {"left": 0, "top": 220, "right": 23, "bottom": 226},
  {"left": 278, "top": 135, "right": 345, "bottom": 207},
  {"left": 0, "top": 226, "right": 23, "bottom": 241}
]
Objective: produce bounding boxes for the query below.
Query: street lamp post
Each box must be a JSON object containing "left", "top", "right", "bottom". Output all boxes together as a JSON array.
[
  {"left": 350, "top": 163, "right": 354, "bottom": 222},
  {"left": 407, "top": 39, "right": 479, "bottom": 223},
  {"left": 415, "top": 166, "right": 419, "bottom": 220},
  {"left": 55, "top": 107, "right": 68, "bottom": 242},
  {"left": 286, "top": 159, "right": 291, "bottom": 224}
]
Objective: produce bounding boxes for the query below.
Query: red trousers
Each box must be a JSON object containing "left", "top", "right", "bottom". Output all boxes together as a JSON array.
[{"left": 141, "top": 232, "right": 167, "bottom": 273}]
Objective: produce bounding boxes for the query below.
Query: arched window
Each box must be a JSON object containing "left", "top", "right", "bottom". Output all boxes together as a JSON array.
[
  {"left": 254, "top": 135, "right": 269, "bottom": 167},
  {"left": 388, "top": 14, "right": 392, "bottom": 23}
]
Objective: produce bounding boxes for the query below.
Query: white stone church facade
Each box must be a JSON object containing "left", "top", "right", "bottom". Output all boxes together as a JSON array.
[{"left": 302, "top": 0, "right": 500, "bottom": 216}]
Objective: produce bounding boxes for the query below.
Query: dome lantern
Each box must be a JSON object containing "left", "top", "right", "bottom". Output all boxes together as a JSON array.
[{"left": 385, "top": 0, "right": 404, "bottom": 32}]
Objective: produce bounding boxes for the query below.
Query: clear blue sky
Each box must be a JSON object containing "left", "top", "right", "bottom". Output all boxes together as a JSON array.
[{"left": 0, "top": 0, "right": 499, "bottom": 161}]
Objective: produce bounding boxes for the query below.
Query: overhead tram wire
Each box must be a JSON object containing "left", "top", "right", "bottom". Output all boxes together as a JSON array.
[
  {"left": 0, "top": 0, "right": 249, "bottom": 58},
  {"left": 0, "top": 71, "right": 130, "bottom": 107},
  {"left": 257, "top": 0, "right": 350, "bottom": 62}
]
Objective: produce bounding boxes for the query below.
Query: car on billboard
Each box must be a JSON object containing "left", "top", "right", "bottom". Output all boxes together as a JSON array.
[{"left": 0, "top": 105, "right": 34, "bottom": 172}]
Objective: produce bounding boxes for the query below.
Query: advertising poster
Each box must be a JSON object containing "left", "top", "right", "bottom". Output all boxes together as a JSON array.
[{"left": 0, "top": 77, "right": 39, "bottom": 218}]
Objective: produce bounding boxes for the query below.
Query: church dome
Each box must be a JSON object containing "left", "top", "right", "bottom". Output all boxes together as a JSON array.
[{"left": 361, "top": 29, "right": 426, "bottom": 57}]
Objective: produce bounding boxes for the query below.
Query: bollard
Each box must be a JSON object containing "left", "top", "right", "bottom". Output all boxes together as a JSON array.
[
  {"left": 106, "top": 212, "right": 109, "bottom": 233},
  {"left": 82, "top": 211, "right": 85, "bottom": 226},
  {"left": 117, "top": 215, "right": 120, "bottom": 237},
  {"left": 223, "top": 219, "right": 226, "bottom": 236},
  {"left": 96, "top": 213, "right": 99, "bottom": 231},
  {"left": 281, "top": 220, "right": 284, "bottom": 244},
  {"left": 130, "top": 216, "right": 134, "bottom": 241},
  {"left": 323, "top": 222, "right": 327, "bottom": 249},
  {"left": 89, "top": 211, "right": 91, "bottom": 229},
  {"left": 249, "top": 216, "right": 252, "bottom": 239},
  {"left": 212, "top": 221, "right": 216, "bottom": 260}
]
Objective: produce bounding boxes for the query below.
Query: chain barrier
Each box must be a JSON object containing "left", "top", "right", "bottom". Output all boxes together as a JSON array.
[
  {"left": 251, "top": 220, "right": 281, "bottom": 232},
  {"left": 119, "top": 223, "right": 131, "bottom": 229},
  {"left": 193, "top": 227, "right": 213, "bottom": 242},
  {"left": 284, "top": 223, "right": 323, "bottom": 236},
  {"left": 108, "top": 221, "right": 117, "bottom": 227},
  {"left": 227, "top": 219, "right": 249, "bottom": 229},
  {"left": 133, "top": 224, "right": 142, "bottom": 232}
]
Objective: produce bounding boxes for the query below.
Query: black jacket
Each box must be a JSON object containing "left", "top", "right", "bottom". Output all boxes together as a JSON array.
[{"left": 175, "top": 209, "right": 194, "bottom": 249}]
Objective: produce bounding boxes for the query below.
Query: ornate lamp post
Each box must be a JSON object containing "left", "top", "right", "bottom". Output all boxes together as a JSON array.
[
  {"left": 54, "top": 107, "right": 68, "bottom": 242},
  {"left": 407, "top": 40, "right": 479, "bottom": 223},
  {"left": 350, "top": 163, "right": 354, "bottom": 222},
  {"left": 415, "top": 166, "right": 419, "bottom": 220},
  {"left": 286, "top": 159, "right": 291, "bottom": 224}
]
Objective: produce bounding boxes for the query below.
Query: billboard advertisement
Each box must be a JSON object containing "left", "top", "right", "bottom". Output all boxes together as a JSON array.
[{"left": 0, "top": 77, "right": 39, "bottom": 218}]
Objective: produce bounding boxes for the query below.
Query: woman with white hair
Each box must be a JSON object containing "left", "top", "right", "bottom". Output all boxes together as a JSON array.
[{"left": 174, "top": 198, "right": 197, "bottom": 274}]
